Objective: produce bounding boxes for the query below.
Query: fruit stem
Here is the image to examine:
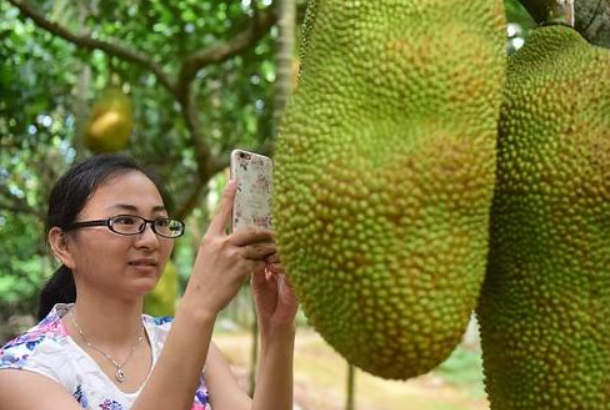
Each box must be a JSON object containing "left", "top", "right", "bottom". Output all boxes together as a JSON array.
[
  {"left": 546, "top": 0, "right": 575, "bottom": 27},
  {"left": 519, "top": 0, "right": 575, "bottom": 27}
]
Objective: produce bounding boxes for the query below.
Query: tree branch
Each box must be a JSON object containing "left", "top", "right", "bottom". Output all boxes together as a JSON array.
[
  {"left": 173, "top": 3, "right": 278, "bottom": 216},
  {"left": 6, "top": 0, "right": 175, "bottom": 92},
  {"left": 174, "top": 125, "right": 276, "bottom": 219},
  {"left": 183, "top": 88, "right": 216, "bottom": 178},
  {"left": 175, "top": 140, "right": 273, "bottom": 220},
  {"left": 518, "top": 0, "right": 610, "bottom": 47},
  {"left": 175, "top": 178, "right": 208, "bottom": 221},
  {"left": 518, "top": 0, "right": 570, "bottom": 24},
  {"left": 174, "top": 86, "right": 217, "bottom": 219},
  {"left": 172, "top": 4, "right": 283, "bottom": 216},
  {"left": 175, "top": 6, "right": 277, "bottom": 102},
  {"left": 0, "top": 190, "right": 44, "bottom": 220}
]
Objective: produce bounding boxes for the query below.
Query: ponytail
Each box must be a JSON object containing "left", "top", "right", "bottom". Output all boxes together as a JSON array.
[{"left": 38, "top": 265, "right": 76, "bottom": 320}]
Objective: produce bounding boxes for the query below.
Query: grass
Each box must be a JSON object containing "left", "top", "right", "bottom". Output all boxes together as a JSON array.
[
  {"left": 434, "top": 347, "right": 487, "bottom": 399},
  {"left": 213, "top": 327, "right": 489, "bottom": 410}
]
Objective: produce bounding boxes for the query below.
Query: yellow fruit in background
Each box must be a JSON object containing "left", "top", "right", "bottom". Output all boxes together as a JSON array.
[
  {"left": 144, "top": 260, "right": 179, "bottom": 317},
  {"left": 85, "top": 88, "right": 134, "bottom": 153}
]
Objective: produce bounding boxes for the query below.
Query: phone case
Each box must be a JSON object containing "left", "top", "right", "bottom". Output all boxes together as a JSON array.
[{"left": 230, "top": 150, "right": 274, "bottom": 231}]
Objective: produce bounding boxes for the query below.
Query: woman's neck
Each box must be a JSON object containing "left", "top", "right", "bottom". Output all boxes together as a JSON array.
[{"left": 66, "top": 288, "right": 145, "bottom": 348}]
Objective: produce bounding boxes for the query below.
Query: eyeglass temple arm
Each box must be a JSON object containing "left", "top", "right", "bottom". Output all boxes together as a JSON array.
[{"left": 64, "top": 220, "right": 109, "bottom": 231}]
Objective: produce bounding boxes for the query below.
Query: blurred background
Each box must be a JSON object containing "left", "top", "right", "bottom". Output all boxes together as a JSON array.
[{"left": 0, "top": 1, "right": 536, "bottom": 409}]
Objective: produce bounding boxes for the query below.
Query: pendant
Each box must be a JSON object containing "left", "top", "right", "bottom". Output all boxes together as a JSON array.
[{"left": 115, "top": 368, "right": 126, "bottom": 383}]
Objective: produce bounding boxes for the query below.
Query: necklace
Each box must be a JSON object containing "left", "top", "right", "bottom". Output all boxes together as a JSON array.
[{"left": 69, "top": 309, "right": 145, "bottom": 383}]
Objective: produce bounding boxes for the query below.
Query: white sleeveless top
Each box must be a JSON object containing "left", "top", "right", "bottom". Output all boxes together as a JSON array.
[{"left": 0, "top": 304, "right": 211, "bottom": 410}]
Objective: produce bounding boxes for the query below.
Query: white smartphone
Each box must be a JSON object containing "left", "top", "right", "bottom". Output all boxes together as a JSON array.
[{"left": 229, "top": 149, "right": 274, "bottom": 232}]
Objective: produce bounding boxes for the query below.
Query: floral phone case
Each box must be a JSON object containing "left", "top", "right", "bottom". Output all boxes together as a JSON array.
[{"left": 230, "top": 149, "right": 273, "bottom": 231}]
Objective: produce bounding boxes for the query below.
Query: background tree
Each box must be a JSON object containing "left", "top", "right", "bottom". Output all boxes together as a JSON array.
[
  {"left": 0, "top": 0, "right": 600, "bottom": 343},
  {"left": 247, "top": 0, "right": 297, "bottom": 395},
  {"left": 0, "top": 0, "right": 302, "bottom": 328}
]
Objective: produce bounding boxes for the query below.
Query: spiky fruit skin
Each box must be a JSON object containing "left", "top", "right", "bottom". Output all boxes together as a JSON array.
[
  {"left": 274, "top": 0, "right": 506, "bottom": 379},
  {"left": 144, "top": 260, "right": 178, "bottom": 317},
  {"left": 478, "top": 26, "right": 610, "bottom": 409},
  {"left": 85, "top": 88, "right": 133, "bottom": 153}
]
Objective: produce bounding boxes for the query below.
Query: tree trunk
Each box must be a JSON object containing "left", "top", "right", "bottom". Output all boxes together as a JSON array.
[
  {"left": 273, "top": 0, "right": 296, "bottom": 139},
  {"left": 574, "top": 0, "right": 610, "bottom": 48},
  {"left": 346, "top": 363, "right": 356, "bottom": 410},
  {"left": 247, "top": 0, "right": 296, "bottom": 396},
  {"left": 248, "top": 298, "right": 259, "bottom": 396},
  {"left": 73, "top": 1, "right": 92, "bottom": 161}
]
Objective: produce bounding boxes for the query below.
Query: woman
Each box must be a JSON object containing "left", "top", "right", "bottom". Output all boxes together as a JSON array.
[{"left": 0, "top": 154, "right": 298, "bottom": 410}]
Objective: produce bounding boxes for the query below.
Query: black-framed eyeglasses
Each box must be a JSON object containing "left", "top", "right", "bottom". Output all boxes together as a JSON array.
[{"left": 64, "top": 215, "right": 185, "bottom": 239}]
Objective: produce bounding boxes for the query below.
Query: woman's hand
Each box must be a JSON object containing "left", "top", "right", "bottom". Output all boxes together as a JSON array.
[
  {"left": 251, "top": 254, "right": 299, "bottom": 330},
  {"left": 182, "top": 181, "right": 277, "bottom": 318}
]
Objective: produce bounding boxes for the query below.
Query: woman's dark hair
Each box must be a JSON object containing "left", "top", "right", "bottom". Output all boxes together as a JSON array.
[{"left": 38, "top": 154, "right": 167, "bottom": 320}]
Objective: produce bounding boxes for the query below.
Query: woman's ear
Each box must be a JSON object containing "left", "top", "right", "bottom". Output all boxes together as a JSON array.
[{"left": 48, "top": 227, "right": 76, "bottom": 269}]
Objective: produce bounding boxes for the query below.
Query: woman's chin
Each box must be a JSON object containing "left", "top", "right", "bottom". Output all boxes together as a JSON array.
[{"left": 131, "top": 276, "right": 162, "bottom": 295}]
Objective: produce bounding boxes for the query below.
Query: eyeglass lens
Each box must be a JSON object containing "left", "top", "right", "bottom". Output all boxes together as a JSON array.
[{"left": 110, "top": 216, "right": 183, "bottom": 237}]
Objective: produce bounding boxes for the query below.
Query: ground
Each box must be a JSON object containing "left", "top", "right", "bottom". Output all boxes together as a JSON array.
[{"left": 213, "top": 327, "right": 490, "bottom": 410}]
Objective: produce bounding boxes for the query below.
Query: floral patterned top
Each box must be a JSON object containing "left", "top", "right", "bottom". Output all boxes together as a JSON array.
[{"left": 0, "top": 304, "right": 212, "bottom": 410}]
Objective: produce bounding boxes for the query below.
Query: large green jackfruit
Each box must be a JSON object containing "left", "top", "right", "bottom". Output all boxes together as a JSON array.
[
  {"left": 274, "top": 0, "right": 506, "bottom": 379},
  {"left": 477, "top": 25, "right": 610, "bottom": 409}
]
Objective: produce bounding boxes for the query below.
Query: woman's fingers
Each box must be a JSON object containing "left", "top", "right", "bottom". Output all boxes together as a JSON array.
[
  {"left": 242, "top": 242, "right": 277, "bottom": 261},
  {"left": 265, "top": 252, "right": 280, "bottom": 264},
  {"left": 264, "top": 261, "right": 283, "bottom": 275},
  {"left": 251, "top": 263, "right": 271, "bottom": 286},
  {"left": 208, "top": 180, "right": 237, "bottom": 235},
  {"left": 230, "top": 227, "right": 274, "bottom": 247},
  {"left": 245, "top": 260, "right": 267, "bottom": 278}
]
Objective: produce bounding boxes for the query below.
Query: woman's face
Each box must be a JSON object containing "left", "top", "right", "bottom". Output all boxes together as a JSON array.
[{"left": 66, "top": 171, "right": 175, "bottom": 297}]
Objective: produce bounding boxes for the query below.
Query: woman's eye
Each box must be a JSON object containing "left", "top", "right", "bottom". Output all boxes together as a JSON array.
[
  {"left": 114, "top": 216, "right": 137, "bottom": 225},
  {"left": 156, "top": 219, "right": 170, "bottom": 227}
]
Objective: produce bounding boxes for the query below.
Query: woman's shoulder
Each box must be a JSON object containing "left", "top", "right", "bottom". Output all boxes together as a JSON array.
[
  {"left": 142, "top": 314, "right": 174, "bottom": 330},
  {"left": 141, "top": 314, "right": 174, "bottom": 349},
  {"left": 0, "top": 304, "right": 70, "bottom": 373}
]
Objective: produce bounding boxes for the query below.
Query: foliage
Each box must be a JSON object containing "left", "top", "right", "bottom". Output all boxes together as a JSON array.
[
  {"left": 1, "top": 0, "right": 537, "bottom": 321},
  {"left": 505, "top": 0, "right": 537, "bottom": 54},
  {"left": 0, "top": 0, "right": 281, "bottom": 317},
  {"left": 0, "top": 212, "right": 50, "bottom": 314}
]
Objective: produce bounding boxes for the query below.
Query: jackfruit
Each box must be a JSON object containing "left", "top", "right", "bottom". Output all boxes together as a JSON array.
[
  {"left": 144, "top": 260, "right": 178, "bottom": 317},
  {"left": 477, "top": 25, "right": 610, "bottom": 409},
  {"left": 296, "top": 0, "right": 317, "bottom": 81},
  {"left": 85, "top": 87, "right": 134, "bottom": 153},
  {"left": 274, "top": 0, "right": 506, "bottom": 379}
]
